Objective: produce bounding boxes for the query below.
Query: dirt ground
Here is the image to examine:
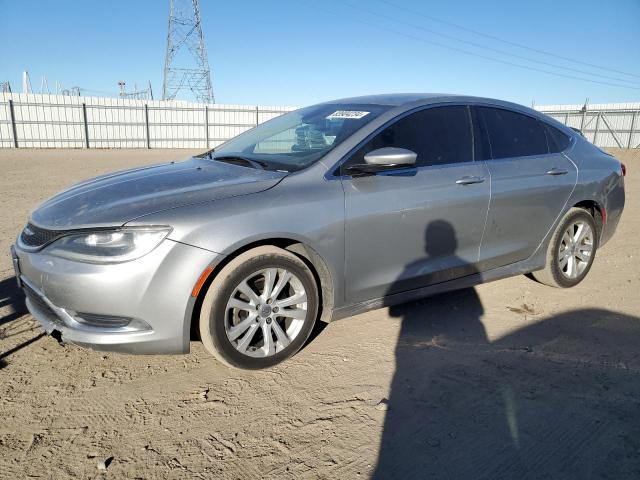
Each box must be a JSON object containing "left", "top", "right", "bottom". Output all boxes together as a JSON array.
[{"left": 1, "top": 148, "right": 639, "bottom": 479}]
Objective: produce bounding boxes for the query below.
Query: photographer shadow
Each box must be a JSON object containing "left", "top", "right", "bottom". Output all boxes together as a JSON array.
[{"left": 372, "top": 220, "right": 640, "bottom": 479}]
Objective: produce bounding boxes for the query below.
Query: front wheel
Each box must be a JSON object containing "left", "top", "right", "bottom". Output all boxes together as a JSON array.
[
  {"left": 199, "top": 246, "right": 319, "bottom": 369},
  {"left": 529, "top": 207, "right": 598, "bottom": 288}
]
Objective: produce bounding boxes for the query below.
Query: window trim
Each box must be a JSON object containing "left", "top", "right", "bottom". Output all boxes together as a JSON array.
[
  {"left": 470, "top": 105, "right": 491, "bottom": 161},
  {"left": 331, "top": 102, "right": 475, "bottom": 178}
]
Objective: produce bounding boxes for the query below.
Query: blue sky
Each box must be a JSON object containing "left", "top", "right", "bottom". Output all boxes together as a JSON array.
[{"left": 1, "top": 0, "right": 639, "bottom": 106}]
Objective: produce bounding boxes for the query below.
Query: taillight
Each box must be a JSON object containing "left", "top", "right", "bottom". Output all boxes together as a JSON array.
[{"left": 621, "top": 163, "right": 626, "bottom": 176}]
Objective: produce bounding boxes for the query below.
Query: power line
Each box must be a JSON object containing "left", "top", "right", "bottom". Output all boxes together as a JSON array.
[
  {"left": 344, "top": 1, "right": 640, "bottom": 88},
  {"left": 376, "top": 0, "right": 640, "bottom": 80},
  {"left": 303, "top": 1, "right": 640, "bottom": 91}
]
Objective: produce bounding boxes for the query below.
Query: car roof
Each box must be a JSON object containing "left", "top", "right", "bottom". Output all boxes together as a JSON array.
[
  {"left": 321, "top": 93, "right": 531, "bottom": 112},
  {"left": 323, "top": 93, "right": 454, "bottom": 106}
]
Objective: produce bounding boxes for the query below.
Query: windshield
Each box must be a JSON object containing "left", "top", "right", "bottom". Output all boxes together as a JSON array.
[{"left": 210, "top": 103, "right": 391, "bottom": 172}]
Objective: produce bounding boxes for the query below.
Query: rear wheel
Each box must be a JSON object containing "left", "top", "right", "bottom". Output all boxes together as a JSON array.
[
  {"left": 530, "top": 207, "right": 598, "bottom": 288},
  {"left": 199, "top": 246, "right": 319, "bottom": 369}
]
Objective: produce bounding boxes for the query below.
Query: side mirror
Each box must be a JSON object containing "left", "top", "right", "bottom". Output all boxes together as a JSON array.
[
  {"left": 364, "top": 147, "right": 417, "bottom": 166},
  {"left": 345, "top": 147, "right": 417, "bottom": 176}
]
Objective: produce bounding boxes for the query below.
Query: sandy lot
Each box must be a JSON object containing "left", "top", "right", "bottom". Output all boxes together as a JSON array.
[{"left": 1, "top": 148, "right": 639, "bottom": 479}]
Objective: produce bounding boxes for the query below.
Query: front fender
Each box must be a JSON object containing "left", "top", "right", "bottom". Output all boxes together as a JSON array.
[{"left": 127, "top": 173, "right": 347, "bottom": 308}]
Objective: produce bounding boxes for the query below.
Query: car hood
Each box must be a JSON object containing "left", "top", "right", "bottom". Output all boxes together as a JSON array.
[{"left": 30, "top": 157, "right": 286, "bottom": 229}]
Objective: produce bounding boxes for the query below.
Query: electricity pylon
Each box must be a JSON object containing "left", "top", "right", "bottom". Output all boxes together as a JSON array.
[{"left": 162, "top": 0, "right": 214, "bottom": 103}]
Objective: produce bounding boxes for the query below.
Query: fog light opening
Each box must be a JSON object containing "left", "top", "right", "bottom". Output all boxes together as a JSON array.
[{"left": 75, "top": 313, "right": 133, "bottom": 328}]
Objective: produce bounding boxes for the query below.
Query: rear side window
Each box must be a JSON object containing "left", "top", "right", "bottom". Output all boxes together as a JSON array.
[
  {"left": 543, "top": 123, "right": 572, "bottom": 153},
  {"left": 349, "top": 105, "right": 473, "bottom": 168},
  {"left": 478, "top": 107, "right": 548, "bottom": 159}
]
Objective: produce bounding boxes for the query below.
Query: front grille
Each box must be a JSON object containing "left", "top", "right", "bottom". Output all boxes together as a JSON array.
[
  {"left": 23, "top": 282, "right": 64, "bottom": 326},
  {"left": 20, "top": 223, "right": 67, "bottom": 249}
]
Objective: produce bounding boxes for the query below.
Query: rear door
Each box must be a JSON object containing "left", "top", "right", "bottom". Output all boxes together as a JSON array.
[
  {"left": 341, "top": 105, "right": 490, "bottom": 304},
  {"left": 473, "top": 106, "right": 577, "bottom": 270}
]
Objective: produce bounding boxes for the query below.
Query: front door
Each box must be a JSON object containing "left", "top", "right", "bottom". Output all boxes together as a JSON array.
[{"left": 340, "top": 105, "right": 491, "bottom": 305}]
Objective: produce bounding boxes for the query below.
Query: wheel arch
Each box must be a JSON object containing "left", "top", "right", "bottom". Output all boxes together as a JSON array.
[
  {"left": 188, "top": 237, "right": 335, "bottom": 342},
  {"left": 572, "top": 199, "right": 604, "bottom": 241}
]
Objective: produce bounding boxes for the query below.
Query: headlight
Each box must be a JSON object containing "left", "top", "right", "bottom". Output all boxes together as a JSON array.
[{"left": 45, "top": 227, "right": 172, "bottom": 263}]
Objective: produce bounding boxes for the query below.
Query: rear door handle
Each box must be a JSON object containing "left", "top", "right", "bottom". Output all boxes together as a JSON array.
[
  {"left": 456, "top": 176, "right": 485, "bottom": 185},
  {"left": 546, "top": 168, "right": 568, "bottom": 176}
]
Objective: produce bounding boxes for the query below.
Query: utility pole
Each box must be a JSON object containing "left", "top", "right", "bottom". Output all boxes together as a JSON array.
[
  {"left": 22, "top": 71, "right": 32, "bottom": 93},
  {"left": 162, "top": 0, "right": 214, "bottom": 103}
]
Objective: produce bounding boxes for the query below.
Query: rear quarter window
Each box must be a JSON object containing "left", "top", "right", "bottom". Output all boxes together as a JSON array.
[{"left": 543, "top": 123, "right": 572, "bottom": 153}]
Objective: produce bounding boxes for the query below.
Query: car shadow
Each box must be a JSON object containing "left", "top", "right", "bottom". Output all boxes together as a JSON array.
[
  {"left": 0, "top": 276, "right": 27, "bottom": 324},
  {"left": 0, "top": 276, "right": 45, "bottom": 368},
  {"left": 372, "top": 221, "right": 640, "bottom": 479},
  {"left": 299, "top": 316, "right": 328, "bottom": 353}
]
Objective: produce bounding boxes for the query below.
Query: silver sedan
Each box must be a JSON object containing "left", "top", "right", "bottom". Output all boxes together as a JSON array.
[{"left": 12, "top": 94, "right": 625, "bottom": 369}]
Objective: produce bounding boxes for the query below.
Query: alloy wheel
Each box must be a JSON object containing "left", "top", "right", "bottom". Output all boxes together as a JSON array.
[
  {"left": 224, "top": 268, "right": 308, "bottom": 357},
  {"left": 557, "top": 220, "right": 594, "bottom": 279}
]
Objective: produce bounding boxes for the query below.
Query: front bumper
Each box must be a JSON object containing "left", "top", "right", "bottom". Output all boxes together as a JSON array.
[{"left": 12, "top": 239, "right": 220, "bottom": 354}]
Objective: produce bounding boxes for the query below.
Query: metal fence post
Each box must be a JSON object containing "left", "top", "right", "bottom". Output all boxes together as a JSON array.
[
  {"left": 144, "top": 104, "right": 150, "bottom": 149},
  {"left": 629, "top": 110, "right": 638, "bottom": 149},
  {"left": 205, "top": 105, "right": 209, "bottom": 148},
  {"left": 82, "top": 103, "right": 90, "bottom": 148},
  {"left": 593, "top": 113, "right": 601, "bottom": 146},
  {"left": 255, "top": 106, "right": 259, "bottom": 126},
  {"left": 8, "top": 99, "right": 18, "bottom": 148}
]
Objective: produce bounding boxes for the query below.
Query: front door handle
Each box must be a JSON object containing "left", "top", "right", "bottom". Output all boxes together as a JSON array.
[
  {"left": 456, "top": 176, "right": 485, "bottom": 185},
  {"left": 546, "top": 168, "right": 568, "bottom": 176}
]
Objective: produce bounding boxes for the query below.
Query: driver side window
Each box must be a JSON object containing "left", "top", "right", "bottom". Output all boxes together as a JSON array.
[{"left": 346, "top": 105, "right": 473, "bottom": 168}]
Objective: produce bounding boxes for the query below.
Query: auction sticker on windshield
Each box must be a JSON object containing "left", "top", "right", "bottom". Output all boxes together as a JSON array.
[{"left": 326, "top": 110, "right": 370, "bottom": 120}]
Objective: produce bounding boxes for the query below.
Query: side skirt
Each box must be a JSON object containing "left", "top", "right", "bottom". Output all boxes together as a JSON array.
[{"left": 331, "top": 251, "right": 545, "bottom": 321}]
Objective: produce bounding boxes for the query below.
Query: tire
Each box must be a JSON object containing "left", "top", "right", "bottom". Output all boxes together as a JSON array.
[
  {"left": 199, "top": 246, "right": 319, "bottom": 369},
  {"left": 530, "top": 207, "right": 598, "bottom": 288}
]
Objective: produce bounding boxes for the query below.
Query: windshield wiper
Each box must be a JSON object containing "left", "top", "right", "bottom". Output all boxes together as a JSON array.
[{"left": 194, "top": 149, "right": 215, "bottom": 159}]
